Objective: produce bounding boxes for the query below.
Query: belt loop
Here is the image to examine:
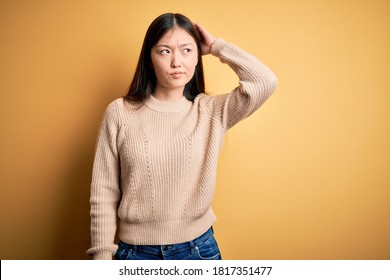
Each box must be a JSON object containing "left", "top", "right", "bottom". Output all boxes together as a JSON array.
[
  {"left": 189, "top": 240, "right": 195, "bottom": 254},
  {"left": 132, "top": 245, "right": 137, "bottom": 256}
]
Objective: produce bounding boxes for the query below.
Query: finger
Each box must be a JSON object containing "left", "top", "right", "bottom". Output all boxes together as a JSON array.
[
  {"left": 194, "top": 23, "right": 205, "bottom": 35},
  {"left": 195, "top": 24, "right": 210, "bottom": 42}
]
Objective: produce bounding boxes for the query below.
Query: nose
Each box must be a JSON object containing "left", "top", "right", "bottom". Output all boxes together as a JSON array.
[{"left": 170, "top": 52, "right": 181, "bottom": 68}]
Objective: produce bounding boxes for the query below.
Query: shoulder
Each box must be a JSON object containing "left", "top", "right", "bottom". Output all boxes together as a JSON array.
[
  {"left": 107, "top": 97, "right": 133, "bottom": 111},
  {"left": 195, "top": 92, "right": 229, "bottom": 114},
  {"left": 104, "top": 97, "right": 138, "bottom": 117},
  {"left": 104, "top": 97, "right": 121, "bottom": 113},
  {"left": 196, "top": 92, "right": 223, "bottom": 104},
  {"left": 100, "top": 97, "right": 129, "bottom": 124}
]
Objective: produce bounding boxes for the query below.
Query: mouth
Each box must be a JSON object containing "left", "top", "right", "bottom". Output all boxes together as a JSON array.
[{"left": 170, "top": 72, "right": 185, "bottom": 78}]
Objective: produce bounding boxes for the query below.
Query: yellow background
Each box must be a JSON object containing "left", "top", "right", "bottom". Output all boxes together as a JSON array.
[{"left": 1, "top": 0, "right": 389, "bottom": 259}]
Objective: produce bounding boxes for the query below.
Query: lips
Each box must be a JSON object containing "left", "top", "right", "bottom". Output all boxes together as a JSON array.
[{"left": 170, "top": 72, "right": 185, "bottom": 78}]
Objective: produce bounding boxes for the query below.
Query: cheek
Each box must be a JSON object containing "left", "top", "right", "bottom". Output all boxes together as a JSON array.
[
  {"left": 151, "top": 56, "right": 167, "bottom": 72},
  {"left": 186, "top": 57, "right": 198, "bottom": 73},
  {"left": 151, "top": 62, "right": 166, "bottom": 78}
]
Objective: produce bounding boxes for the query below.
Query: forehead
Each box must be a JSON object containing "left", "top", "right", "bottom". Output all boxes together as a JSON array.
[{"left": 156, "top": 27, "right": 196, "bottom": 46}]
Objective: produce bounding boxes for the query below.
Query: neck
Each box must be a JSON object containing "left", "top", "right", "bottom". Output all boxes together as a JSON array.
[{"left": 153, "top": 86, "right": 185, "bottom": 101}]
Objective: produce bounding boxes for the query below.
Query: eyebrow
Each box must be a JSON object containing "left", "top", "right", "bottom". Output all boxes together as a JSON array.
[{"left": 156, "top": 43, "right": 194, "bottom": 48}]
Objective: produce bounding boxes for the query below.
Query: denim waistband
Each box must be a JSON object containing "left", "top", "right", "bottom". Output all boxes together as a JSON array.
[
  {"left": 118, "top": 227, "right": 214, "bottom": 256},
  {"left": 191, "top": 227, "right": 214, "bottom": 245}
]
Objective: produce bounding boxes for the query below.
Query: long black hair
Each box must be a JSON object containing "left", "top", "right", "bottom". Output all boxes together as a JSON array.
[{"left": 125, "top": 13, "right": 205, "bottom": 103}]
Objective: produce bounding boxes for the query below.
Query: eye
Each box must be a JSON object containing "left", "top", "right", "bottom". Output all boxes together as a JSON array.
[
  {"left": 160, "top": 49, "right": 170, "bottom": 54},
  {"left": 183, "top": 48, "right": 192, "bottom": 53}
]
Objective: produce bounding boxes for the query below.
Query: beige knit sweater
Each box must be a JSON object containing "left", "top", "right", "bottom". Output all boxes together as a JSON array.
[{"left": 87, "top": 38, "right": 277, "bottom": 259}]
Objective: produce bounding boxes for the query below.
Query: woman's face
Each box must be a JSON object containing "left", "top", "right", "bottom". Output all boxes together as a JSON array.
[{"left": 151, "top": 27, "right": 198, "bottom": 95}]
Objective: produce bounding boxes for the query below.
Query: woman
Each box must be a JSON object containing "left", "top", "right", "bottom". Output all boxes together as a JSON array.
[{"left": 87, "top": 13, "right": 277, "bottom": 260}]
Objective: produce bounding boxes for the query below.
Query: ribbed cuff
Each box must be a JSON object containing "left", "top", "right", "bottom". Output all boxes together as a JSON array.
[
  {"left": 93, "top": 250, "right": 114, "bottom": 260},
  {"left": 211, "top": 38, "right": 226, "bottom": 56}
]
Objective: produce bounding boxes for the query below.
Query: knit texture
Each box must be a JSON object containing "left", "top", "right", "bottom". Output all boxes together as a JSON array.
[{"left": 87, "top": 38, "right": 278, "bottom": 259}]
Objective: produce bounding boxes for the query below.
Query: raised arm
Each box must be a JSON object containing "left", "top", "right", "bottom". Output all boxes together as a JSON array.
[{"left": 196, "top": 24, "right": 278, "bottom": 129}]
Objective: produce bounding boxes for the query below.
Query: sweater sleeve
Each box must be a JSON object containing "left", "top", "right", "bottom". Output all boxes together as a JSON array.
[
  {"left": 204, "top": 38, "right": 278, "bottom": 129},
  {"left": 86, "top": 100, "right": 122, "bottom": 260}
]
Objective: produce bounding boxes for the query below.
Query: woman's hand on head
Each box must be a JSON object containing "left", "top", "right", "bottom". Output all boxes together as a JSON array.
[{"left": 194, "top": 23, "right": 216, "bottom": 55}]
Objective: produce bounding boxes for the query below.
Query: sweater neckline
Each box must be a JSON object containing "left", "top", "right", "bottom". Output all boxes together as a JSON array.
[{"left": 145, "top": 95, "right": 192, "bottom": 113}]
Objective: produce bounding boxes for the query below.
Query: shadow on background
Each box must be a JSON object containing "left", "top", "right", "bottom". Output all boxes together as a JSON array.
[
  {"left": 54, "top": 135, "right": 95, "bottom": 259},
  {"left": 53, "top": 92, "right": 120, "bottom": 260}
]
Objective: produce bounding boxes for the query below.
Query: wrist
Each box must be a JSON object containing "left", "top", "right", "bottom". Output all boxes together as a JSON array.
[{"left": 210, "top": 38, "right": 226, "bottom": 56}]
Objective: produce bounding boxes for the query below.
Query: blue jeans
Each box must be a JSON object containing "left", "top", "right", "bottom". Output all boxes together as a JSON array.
[{"left": 114, "top": 227, "right": 222, "bottom": 260}]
